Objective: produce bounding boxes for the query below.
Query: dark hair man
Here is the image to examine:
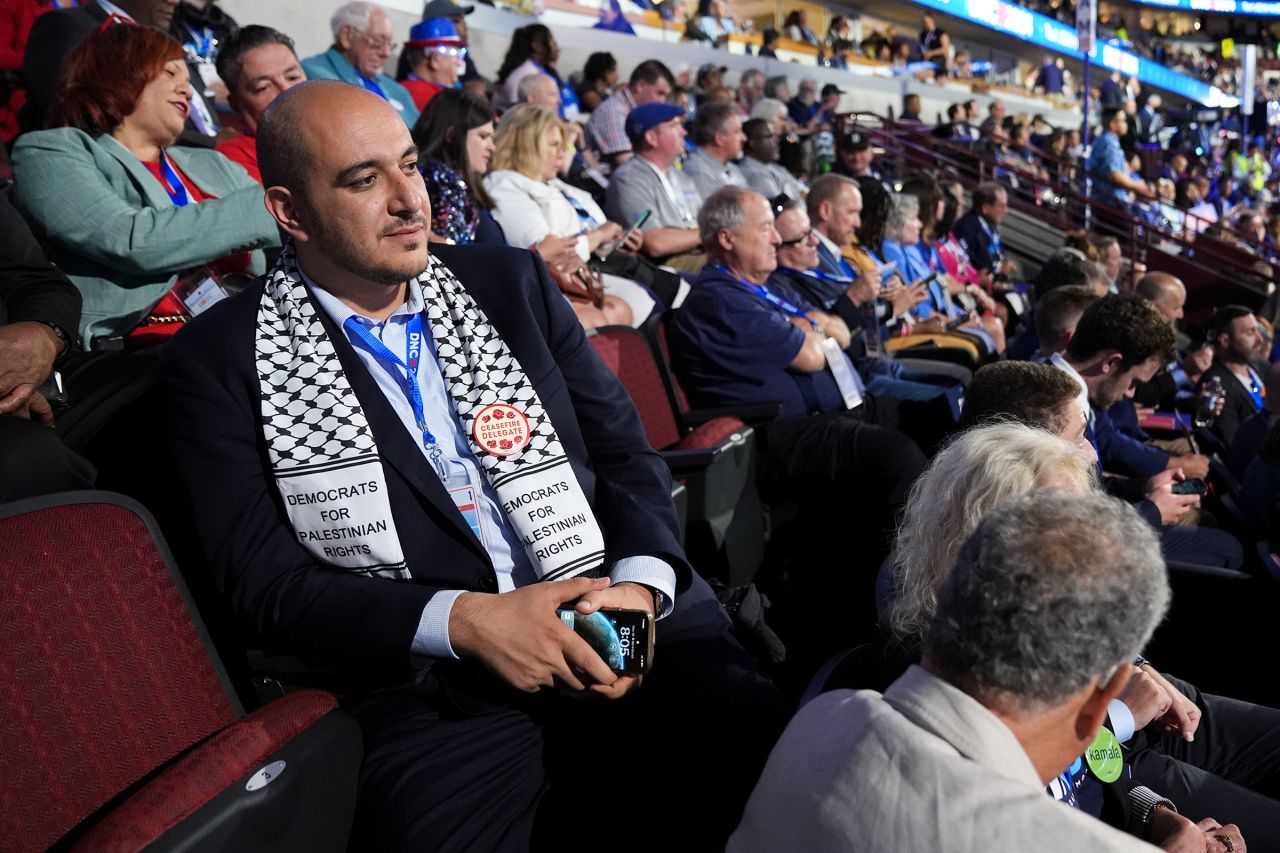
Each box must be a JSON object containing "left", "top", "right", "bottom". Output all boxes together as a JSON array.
[
  {"left": 1088, "top": 107, "right": 1149, "bottom": 208},
  {"left": 584, "top": 59, "right": 675, "bottom": 166},
  {"left": 684, "top": 101, "right": 748, "bottom": 201},
  {"left": 1200, "top": 305, "right": 1266, "bottom": 447},
  {"left": 215, "top": 25, "right": 306, "bottom": 183},
  {"left": 165, "top": 81, "right": 783, "bottom": 851},
  {"left": 951, "top": 182, "right": 1016, "bottom": 287},
  {"left": 1033, "top": 284, "right": 1099, "bottom": 359}
]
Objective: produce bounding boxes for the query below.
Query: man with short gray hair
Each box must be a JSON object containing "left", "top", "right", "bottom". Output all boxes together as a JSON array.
[
  {"left": 301, "top": 1, "right": 419, "bottom": 125},
  {"left": 682, "top": 101, "right": 748, "bottom": 202},
  {"left": 731, "top": 491, "right": 1245, "bottom": 851}
]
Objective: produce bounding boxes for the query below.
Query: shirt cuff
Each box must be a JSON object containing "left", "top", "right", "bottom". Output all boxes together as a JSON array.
[
  {"left": 609, "top": 556, "right": 677, "bottom": 619},
  {"left": 1109, "top": 697, "right": 1137, "bottom": 743},
  {"left": 411, "top": 589, "right": 467, "bottom": 660}
]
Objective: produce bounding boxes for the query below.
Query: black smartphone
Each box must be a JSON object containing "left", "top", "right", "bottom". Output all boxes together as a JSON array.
[
  {"left": 556, "top": 607, "right": 654, "bottom": 675},
  {"left": 596, "top": 209, "right": 651, "bottom": 260},
  {"left": 1171, "top": 478, "right": 1208, "bottom": 496}
]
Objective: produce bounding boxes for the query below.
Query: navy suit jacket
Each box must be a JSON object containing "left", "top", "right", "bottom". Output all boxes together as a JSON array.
[
  {"left": 951, "top": 210, "right": 998, "bottom": 274},
  {"left": 1201, "top": 362, "right": 1263, "bottom": 449},
  {"left": 164, "top": 244, "right": 689, "bottom": 684}
]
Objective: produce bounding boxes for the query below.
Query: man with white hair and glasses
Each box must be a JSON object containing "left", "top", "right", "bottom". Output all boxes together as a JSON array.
[{"left": 302, "top": 1, "right": 419, "bottom": 124}]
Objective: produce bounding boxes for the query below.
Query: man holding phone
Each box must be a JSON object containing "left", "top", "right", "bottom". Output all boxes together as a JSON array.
[{"left": 165, "top": 82, "right": 783, "bottom": 851}]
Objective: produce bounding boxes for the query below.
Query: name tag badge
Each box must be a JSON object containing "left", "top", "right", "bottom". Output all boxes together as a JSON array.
[
  {"left": 196, "top": 60, "right": 221, "bottom": 89},
  {"left": 448, "top": 483, "right": 489, "bottom": 549},
  {"left": 822, "top": 337, "right": 863, "bottom": 410},
  {"left": 174, "top": 268, "right": 229, "bottom": 317}
]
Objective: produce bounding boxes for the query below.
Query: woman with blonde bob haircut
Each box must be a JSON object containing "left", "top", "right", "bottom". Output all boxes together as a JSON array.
[
  {"left": 884, "top": 422, "right": 1097, "bottom": 649},
  {"left": 486, "top": 103, "right": 652, "bottom": 328}
]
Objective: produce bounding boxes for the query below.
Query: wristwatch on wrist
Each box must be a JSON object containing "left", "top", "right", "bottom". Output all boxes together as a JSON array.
[
  {"left": 39, "top": 321, "right": 72, "bottom": 355},
  {"left": 1127, "top": 784, "right": 1178, "bottom": 840}
]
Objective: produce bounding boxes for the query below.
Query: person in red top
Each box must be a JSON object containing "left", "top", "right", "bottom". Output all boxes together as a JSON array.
[
  {"left": 395, "top": 17, "right": 464, "bottom": 112},
  {"left": 213, "top": 24, "right": 305, "bottom": 184},
  {"left": 0, "top": 0, "right": 74, "bottom": 141}
]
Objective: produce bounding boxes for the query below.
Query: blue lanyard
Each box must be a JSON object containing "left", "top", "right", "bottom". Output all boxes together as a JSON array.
[
  {"left": 779, "top": 266, "right": 854, "bottom": 285},
  {"left": 157, "top": 153, "right": 190, "bottom": 207},
  {"left": 715, "top": 265, "right": 817, "bottom": 329},
  {"left": 358, "top": 73, "right": 387, "bottom": 100},
  {"left": 343, "top": 313, "right": 447, "bottom": 477},
  {"left": 557, "top": 188, "right": 597, "bottom": 233},
  {"left": 1245, "top": 367, "right": 1265, "bottom": 410}
]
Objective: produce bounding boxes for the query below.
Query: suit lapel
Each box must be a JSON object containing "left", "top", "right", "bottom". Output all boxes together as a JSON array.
[
  {"left": 96, "top": 134, "right": 175, "bottom": 209},
  {"left": 310, "top": 298, "right": 492, "bottom": 562}
]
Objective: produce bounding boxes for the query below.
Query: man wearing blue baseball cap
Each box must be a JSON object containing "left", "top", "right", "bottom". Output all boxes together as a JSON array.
[
  {"left": 397, "top": 18, "right": 466, "bottom": 111},
  {"left": 604, "top": 102, "right": 705, "bottom": 272}
]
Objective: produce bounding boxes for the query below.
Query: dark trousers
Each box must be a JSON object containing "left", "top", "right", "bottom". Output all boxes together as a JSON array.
[
  {"left": 344, "top": 575, "right": 788, "bottom": 853},
  {"left": 0, "top": 416, "right": 95, "bottom": 501},
  {"left": 1128, "top": 674, "right": 1280, "bottom": 844},
  {"left": 1159, "top": 524, "right": 1244, "bottom": 570}
]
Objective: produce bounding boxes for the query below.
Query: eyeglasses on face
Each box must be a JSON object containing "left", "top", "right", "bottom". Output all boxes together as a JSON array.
[
  {"left": 354, "top": 30, "right": 394, "bottom": 51},
  {"left": 778, "top": 227, "right": 815, "bottom": 247}
]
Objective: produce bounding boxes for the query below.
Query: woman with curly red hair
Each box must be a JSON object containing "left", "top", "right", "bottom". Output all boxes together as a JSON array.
[{"left": 11, "top": 22, "right": 278, "bottom": 348}]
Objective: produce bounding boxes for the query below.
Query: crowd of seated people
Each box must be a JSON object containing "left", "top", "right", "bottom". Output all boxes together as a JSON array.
[{"left": 9, "top": 1, "right": 1280, "bottom": 851}]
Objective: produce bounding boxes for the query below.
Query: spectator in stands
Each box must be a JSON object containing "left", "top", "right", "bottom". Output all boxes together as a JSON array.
[
  {"left": 301, "top": 2, "right": 418, "bottom": 126},
  {"left": 1135, "top": 93, "right": 1162, "bottom": 145},
  {"left": 683, "top": 101, "right": 747, "bottom": 201},
  {"left": 1161, "top": 152, "right": 1189, "bottom": 184},
  {"left": 604, "top": 102, "right": 704, "bottom": 272},
  {"left": 575, "top": 51, "right": 616, "bottom": 113},
  {"left": 735, "top": 488, "right": 1193, "bottom": 852},
  {"left": 1032, "top": 248, "right": 1103, "bottom": 301},
  {"left": 22, "top": 0, "right": 221, "bottom": 145},
  {"left": 483, "top": 105, "right": 639, "bottom": 328},
  {"left": 951, "top": 181, "right": 1016, "bottom": 288},
  {"left": 1026, "top": 55, "right": 1065, "bottom": 95},
  {"left": 698, "top": 0, "right": 738, "bottom": 49},
  {"left": 783, "top": 8, "right": 818, "bottom": 45},
  {"left": 762, "top": 75, "right": 789, "bottom": 103},
  {"left": 1230, "top": 360, "right": 1280, "bottom": 484},
  {"left": 584, "top": 59, "right": 673, "bottom": 168},
  {"left": 11, "top": 24, "right": 278, "bottom": 349},
  {"left": 1200, "top": 305, "right": 1266, "bottom": 448},
  {"left": 758, "top": 27, "right": 779, "bottom": 58},
  {"left": 785, "top": 77, "right": 819, "bottom": 127},
  {"left": 738, "top": 118, "right": 805, "bottom": 199},
  {"left": 899, "top": 93, "right": 921, "bottom": 122},
  {"left": 494, "top": 23, "right": 574, "bottom": 117},
  {"left": 749, "top": 96, "right": 791, "bottom": 135},
  {"left": 395, "top": 18, "right": 465, "bottom": 112},
  {"left": 1033, "top": 285, "right": 1098, "bottom": 360},
  {"left": 667, "top": 185, "right": 925, "bottom": 549},
  {"left": 693, "top": 61, "right": 725, "bottom": 99},
  {"left": 167, "top": 80, "right": 785, "bottom": 851},
  {"left": 834, "top": 129, "right": 888, "bottom": 185},
  {"left": 419, "top": 0, "right": 481, "bottom": 99},
  {"left": 1089, "top": 108, "right": 1149, "bottom": 208},
  {"left": 978, "top": 98, "right": 1005, "bottom": 137},
  {"left": 1093, "top": 234, "right": 1123, "bottom": 291},
  {"left": 0, "top": 188, "right": 96, "bottom": 500},
  {"left": 1100, "top": 70, "right": 1126, "bottom": 111},
  {"left": 918, "top": 13, "right": 949, "bottom": 74},
  {"left": 925, "top": 370, "right": 1280, "bottom": 840},
  {"left": 517, "top": 73, "right": 559, "bottom": 110},
  {"left": 737, "top": 68, "right": 765, "bottom": 115},
  {"left": 412, "top": 88, "right": 504, "bottom": 246},
  {"left": 213, "top": 25, "right": 306, "bottom": 184}
]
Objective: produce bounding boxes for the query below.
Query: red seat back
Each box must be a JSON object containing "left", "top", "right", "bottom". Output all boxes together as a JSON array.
[
  {"left": 588, "top": 326, "right": 683, "bottom": 451},
  {"left": 0, "top": 493, "right": 240, "bottom": 853}
]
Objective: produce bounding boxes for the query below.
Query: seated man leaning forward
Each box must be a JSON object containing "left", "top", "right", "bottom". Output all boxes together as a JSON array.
[
  {"left": 164, "top": 81, "right": 783, "bottom": 851},
  {"left": 732, "top": 491, "right": 1245, "bottom": 852}
]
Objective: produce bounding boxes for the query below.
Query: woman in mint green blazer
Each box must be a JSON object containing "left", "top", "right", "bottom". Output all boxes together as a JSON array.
[{"left": 12, "top": 24, "right": 279, "bottom": 349}]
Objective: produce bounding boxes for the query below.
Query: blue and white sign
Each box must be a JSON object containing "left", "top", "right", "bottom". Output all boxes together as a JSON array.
[{"left": 912, "top": 0, "right": 1238, "bottom": 107}]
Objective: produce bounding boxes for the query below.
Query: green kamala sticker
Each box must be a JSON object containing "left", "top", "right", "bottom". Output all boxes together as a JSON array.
[{"left": 1086, "top": 726, "right": 1123, "bottom": 783}]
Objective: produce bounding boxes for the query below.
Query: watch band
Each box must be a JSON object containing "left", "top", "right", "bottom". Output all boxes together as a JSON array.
[
  {"left": 1127, "top": 784, "right": 1177, "bottom": 840},
  {"left": 39, "top": 321, "right": 72, "bottom": 354}
]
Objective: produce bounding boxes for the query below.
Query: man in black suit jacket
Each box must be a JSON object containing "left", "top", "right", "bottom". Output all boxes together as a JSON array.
[
  {"left": 951, "top": 181, "right": 1012, "bottom": 286},
  {"left": 1200, "top": 305, "right": 1266, "bottom": 449},
  {"left": 21, "top": 0, "right": 218, "bottom": 145},
  {"left": 164, "top": 81, "right": 782, "bottom": 851}
]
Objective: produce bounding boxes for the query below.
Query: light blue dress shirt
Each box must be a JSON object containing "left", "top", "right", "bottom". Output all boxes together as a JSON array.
[{"left": 305, "top": 271, "right": 676, "bottom": 660}]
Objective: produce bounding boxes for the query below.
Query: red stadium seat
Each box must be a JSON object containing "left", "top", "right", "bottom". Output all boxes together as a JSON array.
[
  {"left": 588, "top": 325, "right": 765, "bottom": 586},
  {"left": 0, "top": 492, "right": 362, "bottom": 853}
]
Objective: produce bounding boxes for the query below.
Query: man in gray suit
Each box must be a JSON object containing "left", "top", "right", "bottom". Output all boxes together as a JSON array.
[{"left": 731, "top": 491, "right": 1247, "bottom": 852}]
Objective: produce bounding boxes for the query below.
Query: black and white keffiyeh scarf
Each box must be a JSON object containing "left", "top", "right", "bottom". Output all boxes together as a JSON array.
[{"left": 255, "top": 244, "right": 606, "bottom": 582}]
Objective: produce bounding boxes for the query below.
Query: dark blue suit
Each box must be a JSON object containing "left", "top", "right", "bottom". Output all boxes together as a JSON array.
[
  {"left": 951, "top": 210, "right": 1000, "bottom": 274},
  {"left": 165, "top": 245, "right": 783, "bottom": 850}
]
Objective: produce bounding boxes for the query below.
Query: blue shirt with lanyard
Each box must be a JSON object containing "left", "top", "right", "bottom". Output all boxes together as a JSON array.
[
  {"left": 1245, "top": 366, "right": 1266, "bottom": 410},
  {"left": 715, "top": 265, "right": 818, "bottom": 329},
  {"left": 358, "top": 73, "right": 388, "bottom": 99},
  {"left": 156, "top": 153, "right": 191, "bottom": 207}
]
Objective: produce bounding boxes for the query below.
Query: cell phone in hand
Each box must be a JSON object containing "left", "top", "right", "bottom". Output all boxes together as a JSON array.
[
  {"left": 556, "top": 607, "right": 654, "bottom": 675},
  {"left": 1171, "top": 478, "right": 1208, "bottom": 496},
  {"left": 596, "top": 209, "right": 651, "bottom": 261}
]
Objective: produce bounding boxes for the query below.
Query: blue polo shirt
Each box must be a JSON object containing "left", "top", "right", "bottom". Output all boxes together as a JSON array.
[
  {"left": 667, "top": 266, "right": 851, "bottom": 420},
  {"left": 1087, "top": 132, "right": 1130, "bottom": 208}
]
